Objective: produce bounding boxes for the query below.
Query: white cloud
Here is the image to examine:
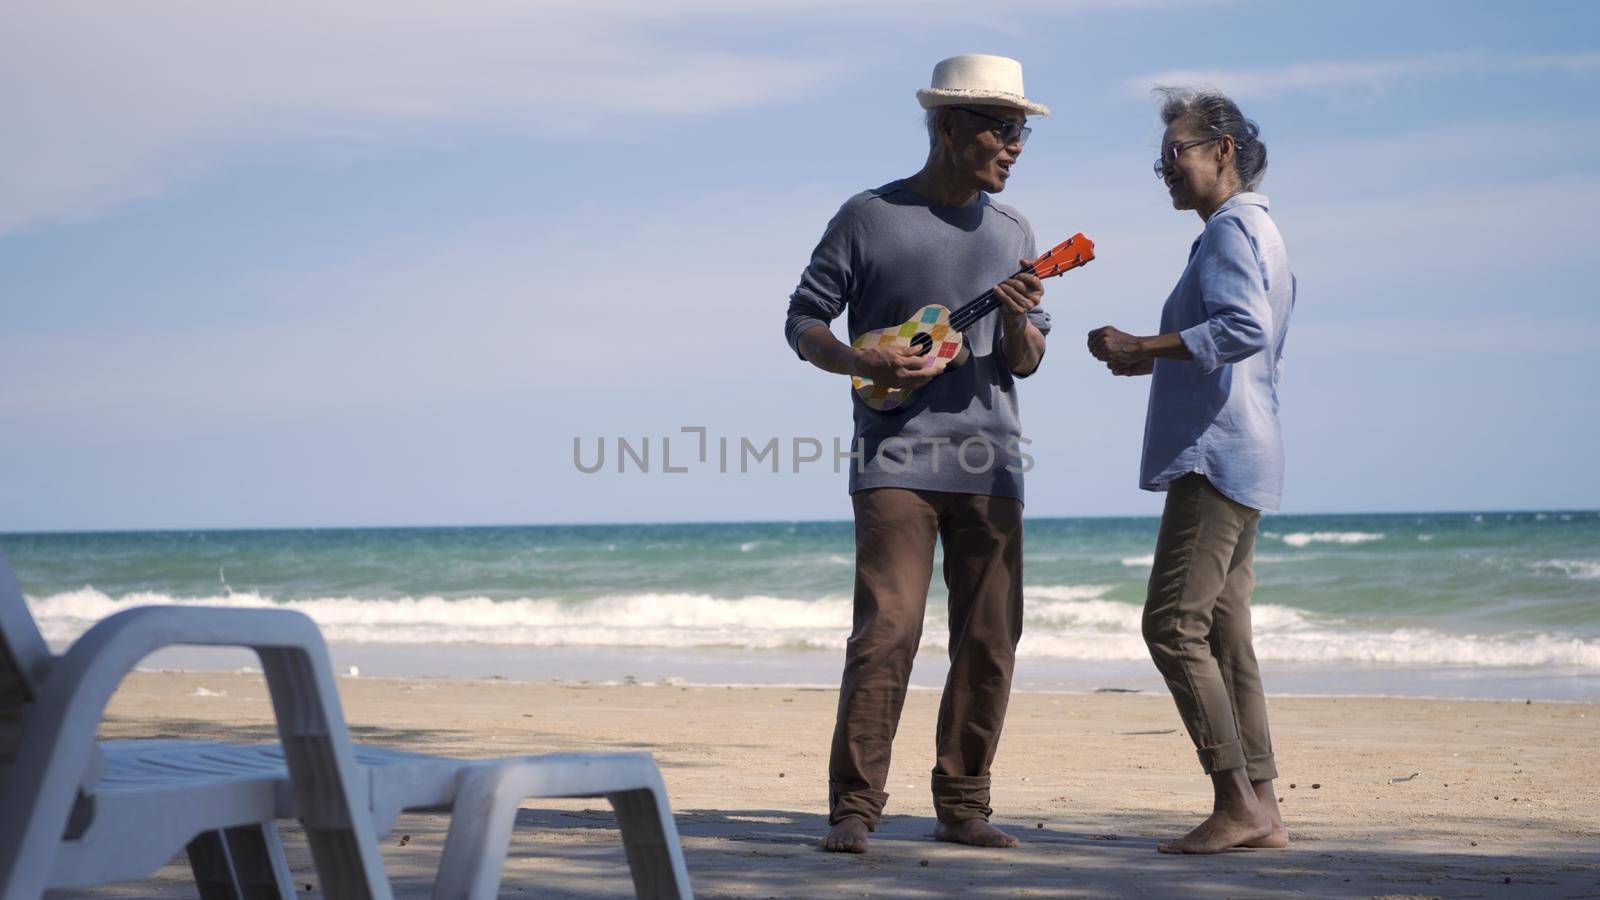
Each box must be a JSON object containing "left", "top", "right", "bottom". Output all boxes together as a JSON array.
[
  {"left": 0, "top": 1, "right": 860, "bottom": 237},
  {"left": 0, "top": 0, "right": 1227, "bottom": 237},
  {"left": 1128, "top": 52, "right": 1600, "bottom": 99}
]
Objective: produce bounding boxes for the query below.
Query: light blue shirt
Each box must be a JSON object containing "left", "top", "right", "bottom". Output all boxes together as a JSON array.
[{"left": 1141, "top": 192, "right": 1296, "bottom": 512}]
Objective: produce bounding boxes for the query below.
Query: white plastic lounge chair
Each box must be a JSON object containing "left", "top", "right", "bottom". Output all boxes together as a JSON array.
[{"left": 0, "top": 548, "right": 693, "bottom": 900}]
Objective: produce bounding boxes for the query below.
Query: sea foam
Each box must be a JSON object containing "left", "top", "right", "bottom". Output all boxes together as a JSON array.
[
  {"left": 1533, "top": 559, "right": 1600, "bottom": 580},
  {"left": 1279, "top": 531, "right": 1385, "bottom": 548},
  {"left": 26, "top": 585, "right": 1600, "bottom": 669}
]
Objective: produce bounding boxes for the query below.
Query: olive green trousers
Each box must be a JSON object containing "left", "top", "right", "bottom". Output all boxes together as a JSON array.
[{"left": 1144, "top": 474, "right": 1278, "bottom": 782}]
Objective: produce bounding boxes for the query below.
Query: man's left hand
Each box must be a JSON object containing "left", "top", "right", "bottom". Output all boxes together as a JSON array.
[{"left": 995, "top": 258, "right": 1044, "bottom": 331}]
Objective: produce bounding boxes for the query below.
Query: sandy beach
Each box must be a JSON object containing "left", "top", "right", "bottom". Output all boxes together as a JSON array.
[{"left": 47, "top": 670, "right": 1599, "bottom": 899}]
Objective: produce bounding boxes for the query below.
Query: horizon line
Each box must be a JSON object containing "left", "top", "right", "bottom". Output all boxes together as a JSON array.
[{"left": 3, "top": 506, "right": 1596, "bottom": 537}]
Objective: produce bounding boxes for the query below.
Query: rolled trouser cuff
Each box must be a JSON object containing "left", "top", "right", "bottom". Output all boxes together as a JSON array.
[
  {"left": 1194, "top": 738, "right": 1248, "bottom": 774},
  {"left": 931, "top": 772, "right": 993, "bottom": 824},
  {"left": 829, "top": 783, "right": 889, "bottom": 829},
  {"left": 1246, "top": 753, "right": 1278, "bottom": 783}
]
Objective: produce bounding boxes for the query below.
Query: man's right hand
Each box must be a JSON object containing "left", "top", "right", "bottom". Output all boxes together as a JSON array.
[{"left": 854, "top": 344, "right": 949, "bottom": 388}]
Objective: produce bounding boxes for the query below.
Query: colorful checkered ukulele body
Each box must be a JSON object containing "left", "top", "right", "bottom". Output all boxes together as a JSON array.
[{"left": 850, "top": 233, "right": 1096, "bottom": 412}]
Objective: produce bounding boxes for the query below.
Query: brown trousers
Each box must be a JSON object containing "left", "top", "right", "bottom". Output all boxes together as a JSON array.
[
  {"left": 1144, "top": 474, "right": 1278, "bottom": 782},
  {"left": 828, "top": 488, "right": 1024, "bottom": 828}
]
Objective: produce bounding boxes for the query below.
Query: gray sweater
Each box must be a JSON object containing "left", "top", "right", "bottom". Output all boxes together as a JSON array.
[{"left": 785, "top": 180, "right": 1051, "bottom": 501}]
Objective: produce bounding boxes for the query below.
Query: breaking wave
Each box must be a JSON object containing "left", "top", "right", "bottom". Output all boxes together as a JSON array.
[
  {"left": 1278, "top": 532, "right": 1385, "bottom": 548},
  {"left": 25, "top": 585, "right": 1600, "bottom": 669}
]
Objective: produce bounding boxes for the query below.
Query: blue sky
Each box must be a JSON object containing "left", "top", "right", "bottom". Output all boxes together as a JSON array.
[{"left": 3, "top": 0, "right": 1598, "bottom": 530}]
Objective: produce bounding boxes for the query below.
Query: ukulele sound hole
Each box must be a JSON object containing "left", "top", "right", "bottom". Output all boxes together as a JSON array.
[{"left": 909, "top": 333, "right": 934, "bottom": 355}]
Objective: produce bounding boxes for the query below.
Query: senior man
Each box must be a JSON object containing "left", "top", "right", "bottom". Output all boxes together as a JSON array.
[{"left": 784, "top": 54, "right": 1054, "bottom": 854}]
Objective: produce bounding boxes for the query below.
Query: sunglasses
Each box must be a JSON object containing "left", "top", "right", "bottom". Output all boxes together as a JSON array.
[
  {"left": 1152, "top": 136, "right": 1222, "bottom": 178},
  {"left": 954, "top": 106, "right": 1031, "bottom": 148}
]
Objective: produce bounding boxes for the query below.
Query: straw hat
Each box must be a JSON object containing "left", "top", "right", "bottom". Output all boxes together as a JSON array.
[{"left": 916, "top": 54, "right": 1049, "bottom": 117}]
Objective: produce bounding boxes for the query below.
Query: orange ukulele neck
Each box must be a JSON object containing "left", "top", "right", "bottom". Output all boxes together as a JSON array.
[{"left": 947, "top": 233, "right": 1096, "bottom": 333}]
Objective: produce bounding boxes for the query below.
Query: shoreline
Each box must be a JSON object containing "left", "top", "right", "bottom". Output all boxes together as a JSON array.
[
  {"left": 67, "top": 671, "right": 1600, "bottom": 898},
  {"left": 122, "top": 641, "right": 1600, "bottom": 703},
  {"left": 132, "top": 663, "right": 1600, "bottom": 706}
]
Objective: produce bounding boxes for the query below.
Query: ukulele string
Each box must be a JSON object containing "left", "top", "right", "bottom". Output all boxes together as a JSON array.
[
  {"left": 946, "top": 239, "right": 1086, "bottom": 332},
  {"left": 947, "top": 293, "right": 1001, "bottom": 331},
  {"left": 948, "top": 263, "right": 1036, "bottom": 332}
]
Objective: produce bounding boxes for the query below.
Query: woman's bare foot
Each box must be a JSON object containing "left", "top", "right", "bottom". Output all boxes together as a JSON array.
[
  {"left": 820, "top": 817, "right": 870, "bottom": 853},
  {"left": 1242, "top": 779, "right": 1289, "bottom": 848},
  {"left": 1157, "top": 808, "right": 1273, "bottom": 854},
  {"left": 932, "top": 819, "right": 1021, "bottom": 848}
]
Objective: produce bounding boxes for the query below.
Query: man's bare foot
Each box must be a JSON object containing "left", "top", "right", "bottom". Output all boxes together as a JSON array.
[
  {"left": 1156, "top": 808, "right": 1273, "bottom": 854},
  {"left": 1242, "top": 821, "right": 1289, "bottom": 849},
  {"left": 933, "top": 819, "right": 1021, "bottom": 848},
  {"left": 1242, "top": 781, "right": 1288, "bottom": 848},
  {"left": 821, "top": 817, "right": 870, "bottom": 853}
]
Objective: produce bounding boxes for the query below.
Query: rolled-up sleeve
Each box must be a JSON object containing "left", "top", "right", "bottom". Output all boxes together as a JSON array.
[
  {"left": 1011, "top": 219, "right": 1050, "bottom": 377},
  {"left": 1179, "top": 217, "right": 1270, "bottom": 374},
  {"left": 785, "top": 207, "right": 858, "bottom": 360},
  {"left": 1025, "top": 306, "right": 1052, "bottom": 337},
  {"left": 1022, "top": 220, "right": 1052, "bottom": 336}
]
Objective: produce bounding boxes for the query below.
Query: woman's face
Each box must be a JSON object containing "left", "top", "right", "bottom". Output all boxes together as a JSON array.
[{"left": 1159, "top": 121, "right": 1232, "bottom": 212}]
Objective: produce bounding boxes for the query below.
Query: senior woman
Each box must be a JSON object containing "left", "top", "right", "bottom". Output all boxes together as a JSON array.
[{"left": 1088, "top": 87, "right": 1295, "bottom": 854}]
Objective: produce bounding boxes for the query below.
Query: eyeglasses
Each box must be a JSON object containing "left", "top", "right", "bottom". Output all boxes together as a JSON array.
[
  {"left": 954, "top": 106, "right": 1031, "bottom": 148},
  {"left": 1152, "top": 136, "right": 1222, "bottom": 177}
]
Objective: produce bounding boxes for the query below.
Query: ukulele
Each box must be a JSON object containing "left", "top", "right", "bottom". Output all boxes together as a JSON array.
[{"left": 850, "top": 233, "right": 1095, "bottom": 412}]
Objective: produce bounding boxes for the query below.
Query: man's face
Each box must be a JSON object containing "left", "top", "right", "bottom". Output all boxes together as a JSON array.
[{"left": 946, "top": 105, "right": 1027, "bottom": 193}]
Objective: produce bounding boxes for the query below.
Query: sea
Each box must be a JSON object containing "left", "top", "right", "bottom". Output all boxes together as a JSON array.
[{"left": 6, "top": 511, "right": 1599, "bottom": 701}]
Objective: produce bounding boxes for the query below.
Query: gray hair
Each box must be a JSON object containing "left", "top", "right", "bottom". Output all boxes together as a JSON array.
[
  {"left": 1154, "top": 86, "right": 1267, "bottom": 192},
  {"left": 924, "top": 108, "right": 949, "bottom": 147}
]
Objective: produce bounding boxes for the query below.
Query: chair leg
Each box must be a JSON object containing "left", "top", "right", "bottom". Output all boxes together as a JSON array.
[
  {"left": 429, "top": 767, "right": 521, "bottom": 900},
  {"left": 185, "top": 824, "right": 296, "bottom": 900},
  {"left": 187, "top": 830, "right": 244, "bottom": 900},
  {"left": 609, "top": 785, "right": 692, "bottom": 900},
  {"left": 430, "top": 755, "right": 694, "bottom": 900},
  {"left": 226, "top": 824, "right": 297, "bottom": 900}
]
